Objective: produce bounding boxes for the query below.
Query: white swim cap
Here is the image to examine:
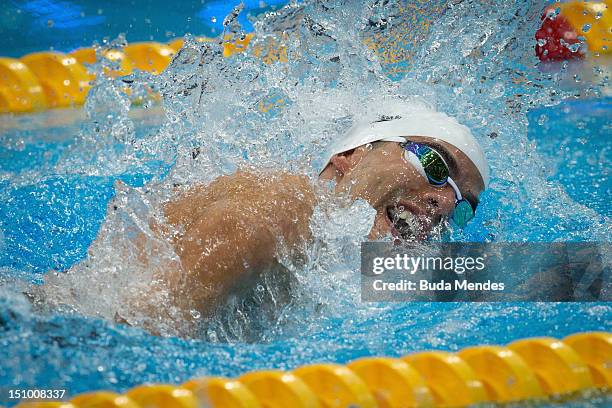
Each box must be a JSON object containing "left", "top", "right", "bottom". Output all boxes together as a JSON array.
[{"left": 320, "top": 99, "right": 490, "bottom": 187}]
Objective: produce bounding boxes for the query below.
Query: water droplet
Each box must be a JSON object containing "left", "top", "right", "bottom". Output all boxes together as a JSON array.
[
  {"left": 582, "top": 23, "right": 591, "bottom": 33},
  {"left": 211, "top": 16, "right": 217, "bottom": 23},
  {"left": 567, "top": 42, "right": 581, "bottom": 53},
  {"left": 190, "top": 309, "right": 201, "bottom": 319},
  {"left": 537, "top": 114, "right": 548, "bottom": 125},
  {"left": 491, "top": 83, "right": 505, "bottom": 98}
]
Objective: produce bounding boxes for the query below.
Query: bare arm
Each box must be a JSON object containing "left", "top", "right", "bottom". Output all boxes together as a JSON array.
[
  {"left": 29, "top": 171, "right": 315, "bottom": 337},
  {"left": 162, "top": 171, "right": 316, "bottom": 316}
]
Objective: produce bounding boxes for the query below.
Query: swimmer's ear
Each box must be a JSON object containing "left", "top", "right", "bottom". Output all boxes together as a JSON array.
[{"left": 329, "top": 149, "right": 357, "bottom": 175}]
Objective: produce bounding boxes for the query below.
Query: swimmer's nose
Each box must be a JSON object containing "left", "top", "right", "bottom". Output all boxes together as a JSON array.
[{"left": 421, "top": 187, "right": 456, "bottom": 216}]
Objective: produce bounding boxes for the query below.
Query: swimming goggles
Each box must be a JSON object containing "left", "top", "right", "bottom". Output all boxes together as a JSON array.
[{"left": 401, "top": 141, "right": 475, "bottom": 228}]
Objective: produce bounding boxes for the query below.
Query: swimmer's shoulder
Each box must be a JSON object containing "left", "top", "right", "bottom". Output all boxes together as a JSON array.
[{"left": 162, "top": 169, "right": 315, "bottom": 230}]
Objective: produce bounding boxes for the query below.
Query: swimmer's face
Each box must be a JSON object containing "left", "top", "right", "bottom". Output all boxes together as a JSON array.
[{"left": 319, "top": 138, "right": 485, "bottom": 240}]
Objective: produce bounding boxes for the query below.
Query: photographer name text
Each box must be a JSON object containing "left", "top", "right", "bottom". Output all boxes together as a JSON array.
[{"left": 372, "top": 279, "right": 505, "bottom": 292}]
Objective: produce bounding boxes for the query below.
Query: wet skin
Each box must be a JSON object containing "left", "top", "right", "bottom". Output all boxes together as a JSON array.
[
  {"left": 159, "top": 138, "right": 484, "bottom": 320},
  {"left": 319, "top": 137, "right": 484, "bottom": 240},
  {"left": 43, "top": 138, "right": 484, "bottom": 335},
  {"left": 157, "top": 171, "right": 316, "bottom": 321}
]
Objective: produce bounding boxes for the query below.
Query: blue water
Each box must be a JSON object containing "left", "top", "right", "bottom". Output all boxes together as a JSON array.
[
  {"left": 1, "top": 0, "right": 287, "bottom": 57},
  {"left": 527, "top": 98, "right": 611, "bottom": 218},
  {"left": 1, "top": 0, "right": 611, "bottom": 407}
]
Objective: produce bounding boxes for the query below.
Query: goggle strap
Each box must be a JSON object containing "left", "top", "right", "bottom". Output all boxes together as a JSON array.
[
  {"left": 404, "top": 150, "right": 428, "bottom": 180},
  {"left": 447, "top": 177, "right": 463, "bottom": 201}
]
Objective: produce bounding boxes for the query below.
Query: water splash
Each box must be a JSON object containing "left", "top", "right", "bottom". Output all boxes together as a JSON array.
[{"left": 0, "top": 0, "right": 610, "bottom": 397}]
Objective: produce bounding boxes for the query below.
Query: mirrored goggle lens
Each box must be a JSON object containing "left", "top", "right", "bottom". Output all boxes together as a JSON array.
[
  {"left": 452, "top": 199, "right": 475, "bottom": 228},
  {"left": 409, "top": 144, "right": 449, "bottom": 185}
]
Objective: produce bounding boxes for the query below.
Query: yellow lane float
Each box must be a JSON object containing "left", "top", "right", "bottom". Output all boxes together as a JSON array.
[
  {"left": 222, "top": 34, "right": 255, "bottom": 58},
  {"left": 508, "top": 337, "right": 594, "bottom": 395},
  {"left": 20, "top": 52, "right": 91, "bottom": 108},
  {"left": 167, "top": 36, "right": 220, "bottom": 52},
  {"left": 402, "top": 351, "right": 488, "bottom": 407},
  {"left": 168, "top": 38, "right": 187, "bottom": 52},
  {"left": 125, "top": 384, "right": 198, "bottom": 408},
  {"left": 536, "top": 0, "right": 611, "bottom": 60},
  {"left": 70, "top": 48, "right": 134, "bottom": 77},
  {"left": 293, "top": 363, "right": 377, "bottom": 408},
  {"left": 458, "top": 345, "right": 544, "bottom": 403},
  {"left": 347, "top": 357, "right": 434, "bottom": 407},
  {"left": 238, "top": 370, "right": 321, "bottom": 408},
  {"left": 169, "top": 34, "right": 255, "bottom": 58},
  {"left": 251, "top": 36, "right": 288, "bottom": 64},
  {"left": 123, "top": 42, "right": 175, "bottom": 75},
  {"left": 0, "top": 57, "right": 46, "bottom": 112},
  {"left": 9, "top": 332, "right": 612, "bottom": 407},
  {"left": 182, "top": 377, "right": 261, "bottom": 408},
  {"left": 557, "top": 0, "right": 611, "bottom": 55},
  {"left": 0, "top": 86, "right": 16, "bottom": 113},
  {"left": 0, "top": 33, "right": 282, "bottom": 113},
  {"left": 70, "top": 391, "right": 140, "bottom": 408},
  {"left": 564, "top": 331, "right": 612, "bottom": 388}
]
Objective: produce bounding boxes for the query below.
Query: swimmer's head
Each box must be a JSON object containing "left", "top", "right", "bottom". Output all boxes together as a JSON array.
[{"left": 319, "top": 97, "right": 488, "bottom": 240}]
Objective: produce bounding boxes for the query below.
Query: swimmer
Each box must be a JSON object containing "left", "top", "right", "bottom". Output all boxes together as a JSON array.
[{"left": 35, "top": 99, "right": 488, "bottom": 336}]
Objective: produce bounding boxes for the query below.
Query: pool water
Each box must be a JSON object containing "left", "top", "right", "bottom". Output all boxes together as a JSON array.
[
  {"left": 0, "top": 0, "right": 610, "bottom": 406},
  {"left": 0, "top": 0, "right": 289, "bottom": 58}
]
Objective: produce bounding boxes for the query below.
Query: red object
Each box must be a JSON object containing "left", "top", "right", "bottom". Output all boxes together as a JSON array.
[{"left": 535, "top": 7, "right": 584, "bottom": 62}]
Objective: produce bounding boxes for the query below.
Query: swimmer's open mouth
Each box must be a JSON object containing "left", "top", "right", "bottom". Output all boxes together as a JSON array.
[{"left": 386, "top": 205, "right": 423, "bottom": 241}]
